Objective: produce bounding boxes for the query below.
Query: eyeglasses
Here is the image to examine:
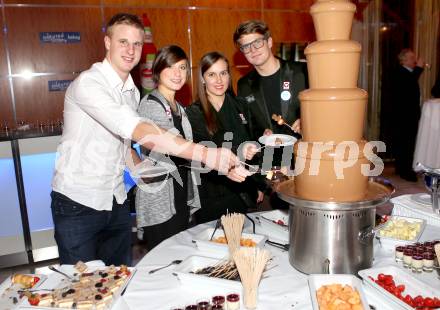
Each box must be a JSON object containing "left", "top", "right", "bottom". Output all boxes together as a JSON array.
[{"left": 239, "top": 37, "right": 266, "bottom": 54}]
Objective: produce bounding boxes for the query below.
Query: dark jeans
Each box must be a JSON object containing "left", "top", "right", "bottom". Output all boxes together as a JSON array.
[
  {"left": 51, "top": 191, "right": 131, "bottom": 266},
  {"left": 142, "top": 202, "right": 189, "bottom": 250}
]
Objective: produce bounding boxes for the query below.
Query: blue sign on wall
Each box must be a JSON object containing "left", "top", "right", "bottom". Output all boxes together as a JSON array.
[
  {"left": 39, "top": 32, "right": 81, "bottom": 43},
  {"left": 48, "top": 80, "right": 72, "bottom": 92}
]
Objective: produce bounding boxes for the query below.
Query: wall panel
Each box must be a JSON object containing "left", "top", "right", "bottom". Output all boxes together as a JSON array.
[
  {"left": 0, "top": 79, "right": 14, "bottom": 128},
  {"left": 264, "top": 11, "right": 315, "bottom": 43},
  {"left": 6, "top": 7, "right": 104, "bottom": 74},
  {"left": 0, "top": 12, "right": 14, "bottom": 128},
  {"left": 190, "top": 0, "right": 260, "bottom": 9},
  {"left": 103, "top": 0, "right": 189, "bottom": 7},
  {"left": 4, "top": 0, "right": 101, "bottom": 4},
  {"left": 190, "top": 10, "right": 260, "bottom": 67},
  {"left": 263, "top": 0, "right": 314, "bottom": 11},
  {"left": 13, "top": 74, "right": 77, "bottom": 126},
  {"left": 190, "top": 9, "right": 260, "bottom": 98},
  {"left": 103, "top": 7, "right": 189, "bottom": 52},
  {"left": 0, "top": 13, "right": 7, "bottom": 77}
]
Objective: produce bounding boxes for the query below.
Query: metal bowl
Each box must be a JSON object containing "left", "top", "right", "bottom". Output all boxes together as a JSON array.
[{"left": 276, "top": 176, "right": 394, "bottom": 211}]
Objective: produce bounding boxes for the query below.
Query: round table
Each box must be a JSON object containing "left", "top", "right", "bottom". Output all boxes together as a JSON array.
[
  {"left": 116, "top": 210, "right": 440, "bottom": 310},
  {"left": 413, "top": 98, "right": 440, "bottom": 169}
]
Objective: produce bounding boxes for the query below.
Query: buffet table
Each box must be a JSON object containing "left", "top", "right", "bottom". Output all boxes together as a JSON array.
[
  {"left": 114, "top": 210, "right": 440, "bottom": 310},
  {"left": 413, "top": 98, "right": 440, "bottom": 169}
]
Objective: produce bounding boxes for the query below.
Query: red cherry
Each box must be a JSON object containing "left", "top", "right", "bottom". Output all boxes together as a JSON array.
[{"left": 423, "top": 297, "right": 434, "bottom": 307}]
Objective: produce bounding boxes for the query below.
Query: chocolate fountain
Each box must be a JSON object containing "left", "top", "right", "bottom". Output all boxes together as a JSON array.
[{"left": 276, "top": 0, "right": 394, "bottom": 274}]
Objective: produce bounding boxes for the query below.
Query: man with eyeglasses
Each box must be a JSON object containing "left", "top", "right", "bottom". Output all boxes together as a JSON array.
[
  {"left": 233, "top": 20, "right": 308, "bottom": 210},
  {"left": 233, "top": 19, "right": 308, "bottom": 140}
]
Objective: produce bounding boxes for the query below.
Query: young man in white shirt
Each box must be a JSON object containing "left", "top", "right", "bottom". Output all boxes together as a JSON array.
[{"left": 51, "top": 13, "right": 249, "bottom": 265}]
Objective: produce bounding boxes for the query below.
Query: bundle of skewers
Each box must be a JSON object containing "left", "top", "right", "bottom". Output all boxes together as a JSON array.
[
  {"left": 219, "top": 213, "right": 272, "bottom": 309},
  {"left": 193, "top": 260, "right": 240, "bottom": 281},
  {"left": 233, "top": 247, "right": 271, "bottom": 309},
  {"left": 221, "top": 213, "right": 245, "bottom": 257}
]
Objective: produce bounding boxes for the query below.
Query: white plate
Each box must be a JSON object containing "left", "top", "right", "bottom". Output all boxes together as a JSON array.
[
  {"left": 173, "top": 255, "right": 242, "bottom": 291},
  {"left": 193, "top": 228, "right": 267, "bottom": 257},
  {"left": 0, "top": 274, "right": 47, "bottom": 310},
  {"left": 410, "top": 193, "right": 432, "bottom": 206},
  {"left": 258, "top": 134, "right": 297, "bottom": 147},
  {"left": 253, "top": 210, "right": 289, "bottom": 242},
  {"left": 19, "top": 265, "right": 136, "bottom": 310},
  {"left": 308, "top": 274, "right": 369, "bottom": 310},
  {"left": 358, "top": 265, "right": 440, "bottom": 310},
  {"left": 376, "top": 215, "right": 426, "bottom": 246}
]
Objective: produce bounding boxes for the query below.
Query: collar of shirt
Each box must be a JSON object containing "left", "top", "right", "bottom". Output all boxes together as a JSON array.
[{"left": 102, "top": 58, "right": 136, "bottom": 93}]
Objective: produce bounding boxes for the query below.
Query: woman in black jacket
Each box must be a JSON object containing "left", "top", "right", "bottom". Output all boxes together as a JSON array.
[{"left": 186, "top": 51, "right": 264, "bottom": 223}]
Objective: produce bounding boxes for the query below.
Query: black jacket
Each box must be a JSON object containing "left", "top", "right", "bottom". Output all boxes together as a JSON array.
[
  {"left": 237, "top": 59, "right": 308, "bottom": 140},
  {"left": 392, "top": 65, "right": 424, "bottom": 133},
  {"left": 432, "top": 73, "right": 440, "bottom": 98},
  {"left": 186, "top": 93, "right": 266, "bottom": 205}
]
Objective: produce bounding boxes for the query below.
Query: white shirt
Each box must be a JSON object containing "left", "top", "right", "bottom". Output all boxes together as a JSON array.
[
  {"left": 52, "top": 59, "right": 143, "bottom": 211},
  {"left": 403, "top": 65, "right": 414, "bottom": 72}
]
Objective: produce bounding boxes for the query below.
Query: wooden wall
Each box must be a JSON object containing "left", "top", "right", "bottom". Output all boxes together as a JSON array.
[{"left": 0, "top": 0, "right": 315, "bottom": 129}]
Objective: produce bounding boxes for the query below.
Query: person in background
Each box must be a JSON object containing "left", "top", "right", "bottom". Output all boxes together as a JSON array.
[
  {"left": 135, "top": 46, "right": 251, "bottom": 248},
  {"left": 186, "top": 51, "right": 263, "bottom": 223},
  {"left": 51, "top": 13, "right": 242, "bottom": 266},
  {"left": 233, "top": 19, "right": 308, "bottom": 140},
  {"left": 431, "top": 72, "right": 440, "bottom": 98},
  {"left": 391, "top": 48, "right": 425, "bottom": 182}
]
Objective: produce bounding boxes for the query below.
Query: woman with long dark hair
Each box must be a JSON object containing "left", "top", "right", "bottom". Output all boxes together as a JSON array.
[{"left": 186, "top": 51, "right": 264, "bottom": 223}]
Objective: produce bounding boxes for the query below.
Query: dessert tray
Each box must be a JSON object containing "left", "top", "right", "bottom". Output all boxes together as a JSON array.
[
  {"left": 358, "top": 265, "right": 440, "bottom": 310},
  {"left": 251, "top": 210, "right": 289, "bottom": 242},
  {"left": 376, "top": 215, "right": 426, "bottom": 246},
  {"left": 18, "top": 263, "right": 135, "bottom": 309},
  {"left": 193, "top": 228, "right": 267, "bottom": 257},
  {"left": 173, "top": 255, "right": 242, "bottom": 291},
  {"left": 0, "top": 274, "right": 46, "bottom": 310},
  {"left": 308, "top": 274, "right": 369, "bottom": 310}
]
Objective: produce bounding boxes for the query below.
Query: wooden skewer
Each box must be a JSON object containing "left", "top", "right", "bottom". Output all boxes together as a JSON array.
[
  {"left": 271, "top": 114, "right": 294, "bottom": 131},
  {"left": 435, "top": 243, "right": 440, "bottom": 263}
]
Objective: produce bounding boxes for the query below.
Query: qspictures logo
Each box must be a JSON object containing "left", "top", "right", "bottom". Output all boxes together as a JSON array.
[{"left": 125, "top": 130, "right": 386, "bottom": 194}]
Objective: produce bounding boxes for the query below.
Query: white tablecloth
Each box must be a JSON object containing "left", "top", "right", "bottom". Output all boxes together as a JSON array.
[
  {"left": 413, "top": 98, "right": 440, "bottom": 169},
  {"left": 114, "top": 209, "right": 440, "bottom": 310}
]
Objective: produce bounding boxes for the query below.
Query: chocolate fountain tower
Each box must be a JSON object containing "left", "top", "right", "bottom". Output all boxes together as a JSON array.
[
  {"left": 296, "top": 0, "right": 368, "bottom": 202},
  {"left": 277, "top": 0, "right": 394, "bottom": 274}
]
